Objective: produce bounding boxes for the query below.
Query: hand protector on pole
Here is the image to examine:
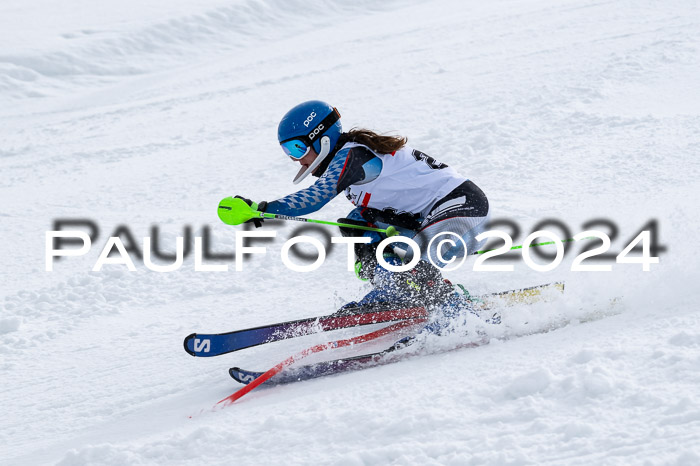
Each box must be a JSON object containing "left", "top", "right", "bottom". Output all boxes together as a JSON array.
[{"left": 218, "top": 196, "right": 267, "bottom": 227}]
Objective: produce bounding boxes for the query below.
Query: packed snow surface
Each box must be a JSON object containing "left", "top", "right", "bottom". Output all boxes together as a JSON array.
[{"left": 1, "top": 0, "right": 700, "bottom": 464}]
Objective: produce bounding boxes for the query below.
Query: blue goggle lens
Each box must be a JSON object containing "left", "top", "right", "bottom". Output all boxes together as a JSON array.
[{"left": 281, "top": 139, "right": 310, "bottom": 160}]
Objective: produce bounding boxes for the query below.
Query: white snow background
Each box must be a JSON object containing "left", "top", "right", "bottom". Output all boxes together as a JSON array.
[{"left": 1, "top": 0, "right": 700, "bottom": 464}]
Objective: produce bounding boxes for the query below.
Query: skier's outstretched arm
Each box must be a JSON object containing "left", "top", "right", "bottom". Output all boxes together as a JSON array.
[{"left": 245, "top": 146, "right": 379, "bottom": 217}]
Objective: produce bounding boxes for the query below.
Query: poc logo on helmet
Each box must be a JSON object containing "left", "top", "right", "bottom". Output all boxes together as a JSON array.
[
  {"left": 309, "top": 124, "right": 324, "bottom": 140},
  {"left": 303, "top": 111, "right": 317, "bottom": 127}
]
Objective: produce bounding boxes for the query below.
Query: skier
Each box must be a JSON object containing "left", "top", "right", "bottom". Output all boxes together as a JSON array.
[{"left": 233, "top": 100, "right": 490, "bottom": 315}]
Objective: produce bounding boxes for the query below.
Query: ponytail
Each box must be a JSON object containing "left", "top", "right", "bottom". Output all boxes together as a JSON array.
[{"left": 341, "top": 128, "right": 407, "bottom": 154}]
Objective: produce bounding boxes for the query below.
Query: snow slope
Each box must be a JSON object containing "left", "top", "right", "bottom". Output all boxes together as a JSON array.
[{"left": 1, "top": 0, "right": 699, "bottom": 464}]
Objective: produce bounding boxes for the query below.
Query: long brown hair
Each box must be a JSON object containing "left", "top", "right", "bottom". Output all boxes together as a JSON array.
[{"left": 342, "top": 128, "right": 407, "bottom": 154}]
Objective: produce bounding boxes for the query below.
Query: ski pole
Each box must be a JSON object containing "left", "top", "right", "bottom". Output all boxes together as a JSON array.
[
  {"left": 218, "top": 196, "right": 399, "bottom": 236},
  {"left": 218, "top": 197, "right": 592, "bottom": 251},
  {"left": 474, "top": 236, "right": 591, "bottom": 255}
]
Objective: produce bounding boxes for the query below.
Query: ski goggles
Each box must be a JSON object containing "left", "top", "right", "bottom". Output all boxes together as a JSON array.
[
  {"left": 279, "top": 107, "right": 341, "bottom": 160},
  {"left": 280, "top": 139, "right": 311, "bottom": 160}
]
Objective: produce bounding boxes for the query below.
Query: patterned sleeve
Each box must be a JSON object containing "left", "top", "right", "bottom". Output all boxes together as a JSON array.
[{"left": 265, "top": 150, "right": 350, "bottom": 216}]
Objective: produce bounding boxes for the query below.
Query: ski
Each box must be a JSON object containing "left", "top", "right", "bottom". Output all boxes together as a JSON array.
[
  {"left": 184, "top": 302, "right": 428, "bottom": 357},
  {"left": 215, "top": 318, "right": 427, "bottom": 407},
  {"left": 483, "top": 281, "right": 564, "bottom": 306},
  {"left": 229, "top": 288, "right": 626, "bottom": 392},
  {"left": 230, "top": 349, "right": 390, "bottom": 386},
  {"left": 229, "top": 335, "right": 490, "bottom": 386},
  {"left": 184, "top": 281, "right": 564, "bottom": 358},
  {"left": 227, "top": 282, "right": 565, "bottom": 386}
]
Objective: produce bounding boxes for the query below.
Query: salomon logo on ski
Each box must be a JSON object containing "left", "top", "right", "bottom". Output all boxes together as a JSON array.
[{"left": 194, "top": 338, "right": 210, "bottom": 353}]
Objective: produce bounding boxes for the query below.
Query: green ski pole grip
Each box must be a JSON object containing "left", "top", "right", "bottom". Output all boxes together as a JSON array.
[{"left": 217, "top": 196, "right": 257, "bottom": 225}]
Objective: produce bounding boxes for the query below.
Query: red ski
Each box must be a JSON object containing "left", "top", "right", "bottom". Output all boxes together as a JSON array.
[{"left": 214, "top": 318, "right": 426, "bottom": 407}]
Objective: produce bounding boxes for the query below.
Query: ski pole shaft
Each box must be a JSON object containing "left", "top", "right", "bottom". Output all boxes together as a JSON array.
[
  {"left": 474, "top": 236, "right": 593, "bottom": 255},
  {"left": 259, "top": 211, "right": 398, "bottom": 236}
]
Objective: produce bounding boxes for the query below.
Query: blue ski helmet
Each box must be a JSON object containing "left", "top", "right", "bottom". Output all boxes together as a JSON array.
[{"left": 278, "top": 100, "right": 342, "bottom": 184}]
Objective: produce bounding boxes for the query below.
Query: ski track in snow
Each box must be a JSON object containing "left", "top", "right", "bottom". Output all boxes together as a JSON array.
[{"left": 1, "top": 0, "right": 700, "bottom": 464}]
